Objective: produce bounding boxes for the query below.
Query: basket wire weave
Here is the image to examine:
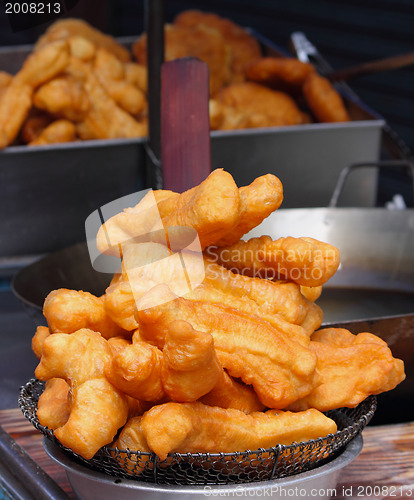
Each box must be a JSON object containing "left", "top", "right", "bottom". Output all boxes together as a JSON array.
[{"left": 19, "top": 378, "right": 376, "bottom": 485}]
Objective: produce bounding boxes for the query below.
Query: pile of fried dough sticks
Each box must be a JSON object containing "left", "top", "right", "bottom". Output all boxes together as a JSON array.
[{"left": 33, "top": 169, "right": 404, "bottom": 464}]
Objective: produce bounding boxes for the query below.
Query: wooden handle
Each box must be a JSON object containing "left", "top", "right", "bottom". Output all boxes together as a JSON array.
[
  {"left": 161, "top": 57, "right": 211, "bottom": 192},
  {"left": 327, "top": 52, "right": 414, "bottom": 82}
]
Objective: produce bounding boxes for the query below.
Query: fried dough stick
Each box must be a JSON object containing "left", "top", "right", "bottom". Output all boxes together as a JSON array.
[
  {"left": 35, "top": 18, "right": 131, "bottom": 63},
  {"left": 215, "top": 174, "right": 283, "bottom": 246},
  {"left": 94, "top": 49, "right": 146, "bottom": 116},
  {"left": 289, "top": 328, "right": 406, "bottom": 412},
  {"left": 214, "top": 82, "right": 305, "bottom": 128},
  {"left": 208, "top": 235, "right": 340, "bottom": 287},
  {"left": 32, "top": 326, "right": 51, "bottom": 359},
  {"left": 96, "top": 169, "right": 240, "bottom": 255},
  {"left": 35, "top": 329, "right": 128, "bottom": 459},
  {"left": 245, "top": 57, "right": 315, "bottom": 93},
  {"left": 105, "top": 340, "right": 165, "bottom": 402},
  {"left": 103, "top": 254, "right": 322, "bottom": 341},
  {"left": 43, "top": 289, "right": 126, "bottom": 339},
  {"left": 29, "top": 119, "right": 77, "bottom": 146},
  {"left": 203, "top": 259, "right": 323, "bottom": 335},
  {"left": 37, "top": 378, "right": 70, "bottom": 430},
  {"left": 0, "top": 40, "right": 70, "bottom": 149},
  {"left": 133, "top": 402, "right": 337, "bottom": 460},
  {"left": 33, "top": 76, "right": 90, "bottom": 121},
  {"left": 303, "top": 72, "right": 350, "bottom": 123},
  {"left": 0, "top": 71, "right": 12, "bottom": 100},
  {"left": 75, "top": 63, "right": 147, "bottom": 140},
  {"left": 162, "top": 320, "right": 264, "bottom": 412},
  {"left": 137, "top": 293, "right": 317, "bottom": 409}
]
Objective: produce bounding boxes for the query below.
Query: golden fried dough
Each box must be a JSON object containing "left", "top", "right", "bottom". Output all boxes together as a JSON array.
[
  {"left": 303, "top": 72, "right": 350, "bottom": 123},
  {"left": 43, "top": 288, "right": 125, "bottom": 339},
  {"left": 29, "top": 119, "right": 77, "bottom": 146},
  {"left": 0, "top": 71, "right": 12, "bottom": 100},
  {"left": 0, "top": 41, "right": 70, "bottom": 149},
  {"left": 201, "top": 368, "right": 265, "bottom": 414},
  {"left": 0, "top": 83, "right": 33, "bottom": 149},
  {"left": 289, "top": 328, "right": 406, "bottom": 412},
  {"left": 139, "top": 402, "right": 337, "bottom": 460},
  {"left": 93, "top": 49, "right": 146, "bottom": 116},
  {"left": 214, "top": 82, "right": 305, "bottom": 128},
  {"left": 133, "top": 23, "right": 232, "bottom": 95},
  {"left": 246, "top": 57, "right": 315, "bottom": 93},
  {"left": 35, "top": 329, "right": 128, "bottom": 459},
  {"left": 174, "top": 10, "right": 261, "bottom": 82},
  {"left": 161, "top": 320, "right": 221, "bottom": 402},
  {"left": 37, "top": 378, "right": 70, "bottom": 430},
  {"left": 98, "top": 169, "right": 240, "bottom": 255},
  {"left": 67, "top": 35, "right": 96, "bottom": 61},
  {"left": 31, "top": 326, "right": 51, "bottom": 359},
  {"left": 215, "top": 174, "right": 283, "bottom": 246},
  {"left": 137, "top": 295, "right": 317, "bottom": 408},
  {"left": 35, "top": 18, "right": 130, "bottom": 63},
  {"left": 208, "top": 235, "right": 340, "bottom": 287},
  {"left": 33, "top": 76, "right": 90, "bottom": 121},
  {"left": 104, "top": 279, "right": 139, "bottom": 331},
  {"left": 76, "top": 66, "right": 147, "bottom": 140},
  {"left": 300, "top": 285, "right": 323, "bottom": 302},
  {"left": 105, "top": 341, "right": 165, "bottom": 402},
  {"left": 107, "top": 336, "right": 131, "bottom": 355},
  {"left": 160, "top": 169, "right": 240, "bottom": 250},
  {"left": 21, "top": 113, "right": 54, "bottom": 143},
  {"left": 202, "top": 258, "right": 323, "bottom": 332},
  {"left": 124, "top": 62, "right": 148, "bottom": 93}
]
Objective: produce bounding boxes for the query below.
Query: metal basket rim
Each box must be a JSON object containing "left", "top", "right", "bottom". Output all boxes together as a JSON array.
[{"left": 18, "top": 377, "right": 376, "bottom": 460}]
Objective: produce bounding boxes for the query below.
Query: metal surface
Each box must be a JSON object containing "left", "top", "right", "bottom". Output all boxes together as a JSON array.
[
  {"left": 20, "top": 378, "right": 373, "bottom": 486},
  {"left": 12, "top": 242, "right": 110, "bottom": 326},
  {"left": 43, "top": 435, "right": 363, "bottom": 500},
  {"left": 0, "top": 138, "right": 146, "bottom": 258},
  {"left": 248, "top": 208, "right": 414, "bottom": 309},
  {"left": 0, "top": 425, "right": 70, "bottom": 500},
  {"left": 210, "top": 117, "right": 383, "bottom": 210}
]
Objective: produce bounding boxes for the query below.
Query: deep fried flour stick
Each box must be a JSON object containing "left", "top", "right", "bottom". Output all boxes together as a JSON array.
[
  {"left": 35, "top": 329, "right": 128, "bottom": 459},
  {"left": 0, "top": 40, "right": 70, "bottom": 149},
  {"left": 137, "top": 293, "right": 317, "bottom": 409},
  {"left": 122, "top": 401, "right": 337, "bottom": 460},
  {"left": 215, "top": 174, "right": 283, "bottom": 246},
  {"left": 289, "top": 328, "right": 406, "bottom": 412},
  {"left": 162, "top": 320, "right": 264, "bottom": 412},
  {"left": 35, "top": 18, "right": 131, "bottom": 63},
  {"left": 103, "top": 256, "right": 323, "bottom": 339},
  {"left": 245, "top": 57, "right": 315, "bottom": 93},
  {"left": 303, "top": 72, "right": 350, "bottom": 123},
  {"left": 96, "top": 169, "right": 240, "bottom": 256},
  {"left": 105, "top": 340, "right": 165, "bottom": 402},
  {"left": 43, "top": 288, "right": 126, "bottom": 339},
  {"left": 37, "top": 378, "right": 70, "bottom": 430},
  {"left": 203, "top": 259, "right": 323, "bottom": 336},
  {"left": 208, "top": 235, "right": 340, "bottom": 287}
]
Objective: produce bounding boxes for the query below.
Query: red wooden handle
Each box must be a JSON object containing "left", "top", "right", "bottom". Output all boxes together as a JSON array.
[{"left": 161, "top": 57, "right": 211, "bottom": 192}]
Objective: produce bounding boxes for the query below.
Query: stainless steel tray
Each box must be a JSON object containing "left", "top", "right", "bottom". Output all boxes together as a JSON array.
[{"left": 0, "top": 36, "right": 384, "bottom": 260}]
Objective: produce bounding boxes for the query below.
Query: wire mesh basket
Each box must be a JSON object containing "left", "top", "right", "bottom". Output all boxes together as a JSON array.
[{"left": 19, "top": 378, "right": 376, "bottom": 485}]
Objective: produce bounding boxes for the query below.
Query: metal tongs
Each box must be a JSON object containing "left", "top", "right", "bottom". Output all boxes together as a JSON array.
[{"left": 290, "top": 31, "right": 414, "bottom": 163}]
